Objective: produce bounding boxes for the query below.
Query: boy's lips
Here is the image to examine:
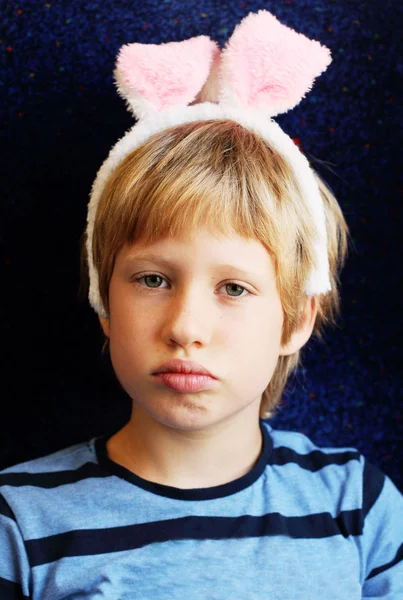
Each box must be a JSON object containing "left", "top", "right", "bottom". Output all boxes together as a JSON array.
[{"left": 153, "top": 358, "right": 217, "bottom": 378}]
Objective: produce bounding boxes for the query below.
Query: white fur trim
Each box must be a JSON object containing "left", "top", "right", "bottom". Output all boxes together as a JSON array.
[{"left": 86, "top": 103, "right": 331, "bottom": 318}]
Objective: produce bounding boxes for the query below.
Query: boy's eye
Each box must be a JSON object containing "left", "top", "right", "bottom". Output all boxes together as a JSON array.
[
  {"left": 134, "top": 274, "right": 249, "bottom": 299},
  {"left": 141, "top": 275, "right": 165, "bottom": 288}
]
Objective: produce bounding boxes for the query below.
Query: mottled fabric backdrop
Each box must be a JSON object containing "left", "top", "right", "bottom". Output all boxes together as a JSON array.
[{"left": 1, "top": 1, "right": 402, "bottom": 490}]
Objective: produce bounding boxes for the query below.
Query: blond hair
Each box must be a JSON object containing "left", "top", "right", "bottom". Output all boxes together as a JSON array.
[{"left": 79, "top": 120, "right": 350, "bottom": 419}]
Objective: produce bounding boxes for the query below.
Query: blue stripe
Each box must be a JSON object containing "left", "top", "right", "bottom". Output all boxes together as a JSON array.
[
  {"left": 366, "top": 542, "right": 403, "bottom": 580},
  {"left": 0, "top": 462, "right": 108, "bottom": 489},
  {"left": 0, "top": 428, "right": 361, "bottom": 502},
  {"left": 0, "top": 448, "right": 360, "bottom": 490},
  {"left": 0, "top": 494, "right": 16, "bottom": 521},
  {"left": 0, "top": 576, "right": 29, "bottom": 600},
  {"left": 362, "top": 458, "right": 385, "bottom": 519},
  {"left": 271, "top": 446, "right": 360, "bottom": 470},
  {"left": 26, "top": 509, "right": 363, "bottom": 567}
]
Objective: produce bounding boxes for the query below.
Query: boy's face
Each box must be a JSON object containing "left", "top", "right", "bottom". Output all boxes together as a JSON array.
[{"left": 100, "top": 228, "right": 295, "bottom": 432}]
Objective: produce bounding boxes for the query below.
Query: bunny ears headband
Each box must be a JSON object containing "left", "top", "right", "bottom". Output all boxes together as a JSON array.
[{"left": 86, "top": 9, "right": 332, "bottom": 319}]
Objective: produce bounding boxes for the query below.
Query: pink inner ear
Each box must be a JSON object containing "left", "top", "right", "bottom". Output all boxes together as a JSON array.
[
  {"left": 116, "top": 36, "right": 220, "bottom": 112},
  {"left": 223, "top": 10, "right": 331, "bottom": 113}
]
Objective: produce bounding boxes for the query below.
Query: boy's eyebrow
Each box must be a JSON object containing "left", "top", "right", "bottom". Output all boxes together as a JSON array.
[{"left": 124, "top": 251, "right": 261, "bottom": 278}]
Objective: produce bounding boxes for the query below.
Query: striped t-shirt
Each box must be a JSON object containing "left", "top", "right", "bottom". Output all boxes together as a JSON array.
[{"left": 0, "top": 419, "right": 402, "bottom": 599}]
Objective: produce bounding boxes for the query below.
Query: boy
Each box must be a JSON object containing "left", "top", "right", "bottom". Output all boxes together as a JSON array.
[{"left": 1, "top": 10, "right": 402, "bottom": 598}]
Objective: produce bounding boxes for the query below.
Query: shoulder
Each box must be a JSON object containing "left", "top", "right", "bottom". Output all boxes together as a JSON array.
[
  {"left": 262, "top": 423, "right": 403, "bottom": 589},
  {"left": 0, "top": 437, "right": 105, "bottom": 517},
  {"left": 261, "top": 421, "right": 397, "bottom": 516},
  {"left": 0, "top": 437, "right": 99, "bottom": 477},
  {"left": 263, "top": 420, "right": 362, "bottom": 466}
]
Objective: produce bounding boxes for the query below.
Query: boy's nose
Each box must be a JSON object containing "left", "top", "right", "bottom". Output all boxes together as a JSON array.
[{"left": 162, "top": 289, "right": 212, "bottom": 348}]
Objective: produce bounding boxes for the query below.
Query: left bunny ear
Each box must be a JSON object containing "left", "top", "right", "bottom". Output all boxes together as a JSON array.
[
  {"left": 114, "top": 36, "right": 220, "bottom": 120},
  {"left": 217, "top": 10, "right": 332, "bottom": 117}
]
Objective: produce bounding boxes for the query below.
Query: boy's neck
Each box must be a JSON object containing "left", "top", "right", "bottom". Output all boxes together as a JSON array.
[{"left": 106, "top": 407, "right": 263, "bottom": 489}]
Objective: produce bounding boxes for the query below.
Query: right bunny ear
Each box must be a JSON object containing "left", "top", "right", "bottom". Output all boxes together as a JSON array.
[
  {"left": 217, "top": 10, "right": 332, "bottom": 117},
  {"left": 114, "top": 36, "right": 220, "bottom": 120}
]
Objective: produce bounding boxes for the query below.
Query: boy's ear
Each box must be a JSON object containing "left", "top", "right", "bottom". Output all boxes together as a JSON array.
[
  {"left": 279, "top": 296, "right": 318, "bottom": 356},
  {"left": 99, "top": 315, "right": 110, "bottom": 338}
]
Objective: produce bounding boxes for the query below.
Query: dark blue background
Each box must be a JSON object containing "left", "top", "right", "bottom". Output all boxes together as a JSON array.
[{"left": 1, "top": 1, "right": 402, "bottom": 490}]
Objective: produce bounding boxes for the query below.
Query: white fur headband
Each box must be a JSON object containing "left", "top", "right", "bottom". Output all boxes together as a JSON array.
[{"left": 86, "top": 9, "right": 332, "bottom": 319}]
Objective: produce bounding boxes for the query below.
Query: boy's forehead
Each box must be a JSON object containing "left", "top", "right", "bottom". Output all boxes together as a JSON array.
[
  {"left": 122, "top": 229, "right": 266, "bottom": 255},
  {"left": 119, "top": 230, "right": 276, "bottom": 278}
]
